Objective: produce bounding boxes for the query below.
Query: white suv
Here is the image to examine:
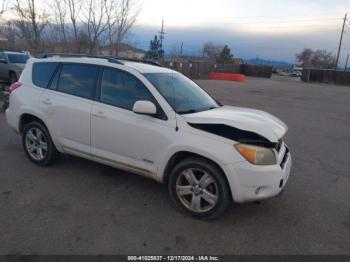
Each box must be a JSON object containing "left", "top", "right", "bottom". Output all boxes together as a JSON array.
[{"left": 6, "top": 56, "right": 292, "bottom": 219}]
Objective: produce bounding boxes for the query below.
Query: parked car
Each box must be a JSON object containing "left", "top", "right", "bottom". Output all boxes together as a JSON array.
[
  {"left": 290, "top": 71, "right": 302, "bottom": 77},
  {"left": 278, "top": 71, "right": 289, "bottom": 76},
  {"left": 0, "top": 51, "right": 30, "bottom": 84},
  {"left": 5, "top": 56, "right": 292, "bottom": 219}
]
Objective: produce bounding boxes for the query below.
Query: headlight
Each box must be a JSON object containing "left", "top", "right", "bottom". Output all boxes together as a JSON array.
[{"left": 234, "top": 144, "right": 277, "bottom": 165}]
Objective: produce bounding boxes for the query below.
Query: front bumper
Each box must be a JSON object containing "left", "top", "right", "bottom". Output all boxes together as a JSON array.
[{"left": 224, "top": 143, "right": 292, "bottom": 203}]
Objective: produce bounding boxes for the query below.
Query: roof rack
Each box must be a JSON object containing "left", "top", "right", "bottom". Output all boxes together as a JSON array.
[
  {"left": 116, "top": 57, "right": 162, "bottom": 67},
  {"left": 37, "top": 53, "right": 124, "bottom": 65},
  {"left": 37, "top": 53, "right": 163, "bottom": 67}
]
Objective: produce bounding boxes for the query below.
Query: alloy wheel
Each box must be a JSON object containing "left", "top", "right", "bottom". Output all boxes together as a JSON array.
[
  {"left": 25, "top": 127, "right": 48, "bottom": 161},
  {"left": 176, "top": 168, "right": 219, "bottom": 213}
]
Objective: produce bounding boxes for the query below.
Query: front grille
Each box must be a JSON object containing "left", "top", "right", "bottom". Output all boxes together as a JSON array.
[
  {"left": 280, "top": 147, "right": 289, "bottom": 169},
  {"left": 275, "top": 139, "right": 283, "bottom": 152}
]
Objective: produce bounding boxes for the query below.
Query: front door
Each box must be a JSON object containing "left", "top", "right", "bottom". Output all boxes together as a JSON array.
[{"left": 91, "top": 67, "right": 175, "bottom": 175}]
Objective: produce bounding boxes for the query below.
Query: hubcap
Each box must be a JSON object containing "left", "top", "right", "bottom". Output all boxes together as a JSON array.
[
  {"left": 25, "top": 127, "right": 48, "bottom": 161},
  {"left": 176, "top": 168, "right": 219, "bottom": 213}
]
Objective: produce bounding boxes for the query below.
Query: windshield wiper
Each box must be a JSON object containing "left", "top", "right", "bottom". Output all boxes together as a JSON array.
[
  {"left": 178, "top": 109, "right": 198, "bottom": 115},
  {"left": 178, "top": 106, "right": 219, "bottom": 115}
]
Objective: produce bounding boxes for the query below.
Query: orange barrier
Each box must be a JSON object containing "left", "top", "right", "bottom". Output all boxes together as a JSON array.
[{"left": 209, "top": 72, "right": 246, "bottom": 82}]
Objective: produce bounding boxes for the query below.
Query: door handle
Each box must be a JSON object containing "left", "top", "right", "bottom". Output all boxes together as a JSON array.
[{"left": 92, "top": 111, "right": 107, "bottom": 119}]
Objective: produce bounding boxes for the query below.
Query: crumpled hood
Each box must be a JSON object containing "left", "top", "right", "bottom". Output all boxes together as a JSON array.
[{"left": 182, "top": 105, "right": 288, "bottom": 142}]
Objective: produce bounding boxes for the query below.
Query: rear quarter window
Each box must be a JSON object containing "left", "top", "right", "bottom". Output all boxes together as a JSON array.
[{"left": 32, "top": 62, "right": 59, "bottom": 88}]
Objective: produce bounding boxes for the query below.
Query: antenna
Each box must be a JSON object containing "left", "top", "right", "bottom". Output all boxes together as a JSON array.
[{"left": 159, "top": 19, "right": 166, "bottom": 48}]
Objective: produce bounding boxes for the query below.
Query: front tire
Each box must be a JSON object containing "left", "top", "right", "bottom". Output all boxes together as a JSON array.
[
  {"left": 168, "top": 157, "right": 231, "bottom": 220},
  {"left": 22, "top": 121, "right": 59, "bottom": 166}
]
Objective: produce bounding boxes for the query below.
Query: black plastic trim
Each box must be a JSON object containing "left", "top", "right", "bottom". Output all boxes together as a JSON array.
[{"left": 188, "top": 123, "right": 275, "bottom": 147}]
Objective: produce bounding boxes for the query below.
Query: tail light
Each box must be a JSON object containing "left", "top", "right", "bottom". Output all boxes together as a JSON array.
[{"left": 9, "top": 82, "right": 22, "bottom": 92}]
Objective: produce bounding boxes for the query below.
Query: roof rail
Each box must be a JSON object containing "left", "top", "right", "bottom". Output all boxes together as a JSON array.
[
  {"left": 115, "top": 57, "right": 162, "bottom": 67},
  {"left": 37, "top": 53, "right": 124, "bottom": 65}
]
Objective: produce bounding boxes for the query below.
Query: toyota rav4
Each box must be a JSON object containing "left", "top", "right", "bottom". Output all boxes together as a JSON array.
[{"left": 6, "top": 56, "right": 292, "bottom": 219}]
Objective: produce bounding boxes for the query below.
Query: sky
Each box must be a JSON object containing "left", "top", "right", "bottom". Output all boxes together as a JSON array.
[{"left": 129, "top": 0, "right": 350, "bottom": 64}]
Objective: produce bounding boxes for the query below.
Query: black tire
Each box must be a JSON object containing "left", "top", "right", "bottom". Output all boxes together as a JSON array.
[
  {"left": 9, "top": 72, "right": 17, "bottom": 84},
  {"left": 22, "top": 121, "right": 59, "bottom": 166},
  {"left": 168, "top": 157, "right": 231, "bottom": 220}
]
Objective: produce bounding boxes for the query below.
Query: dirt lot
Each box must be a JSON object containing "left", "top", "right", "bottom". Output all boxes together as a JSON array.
[{"left": 0, "top": 76, "right": 349, "bottom": 255}]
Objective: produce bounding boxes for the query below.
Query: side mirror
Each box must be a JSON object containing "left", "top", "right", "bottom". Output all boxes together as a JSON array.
[
  {"left": 133, "top": 100, "right": 157, "bottom": 116},
  {"left": 0, "top": 59, "right": 7, "bottom": 64}
]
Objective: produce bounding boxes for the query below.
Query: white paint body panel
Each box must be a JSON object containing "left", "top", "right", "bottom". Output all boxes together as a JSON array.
[
  {"left": 6, "top": 57, "right": 292, "bottom": 203},
  {"left": 183, "top": 105, "right": 287, "bottom": 142}
]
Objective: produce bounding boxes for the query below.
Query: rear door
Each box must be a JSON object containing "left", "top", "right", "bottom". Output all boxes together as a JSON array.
[{"left": 40, "top": 63, "right": 99, "bottom": 154}]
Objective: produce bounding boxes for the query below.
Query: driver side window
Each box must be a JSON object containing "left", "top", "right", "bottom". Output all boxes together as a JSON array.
[{"left": 100, "top": 68, "right": 155, "bottom": 111}]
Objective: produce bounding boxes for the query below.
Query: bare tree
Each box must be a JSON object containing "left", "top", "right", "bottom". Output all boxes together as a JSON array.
[
  {"left": 105, "top": 0, "right": 117, "bottom": 55},
  {"left": 202, "top": 42, "right": 223, "bottom": 60},
  {"left": 106, "top": 0, "right": 139, "bottom": 56},
  {"left": 83, "top": 0, "right": 111, "bottom": 54},
  {"left": 311, "top": 49, "right": 335, "bottom": 69},
  {"left": 115, "top": 0, "right": 139, "bottom": 55},
  {"left": 296, "top": 48, "right": 313, "bottom": 67},
  {"left": 296, "top": 48, "right": 335, "bottom": 69},
  {"left": 13, "top": 0, "right": 49, "bottom": 52},
  {"left": 0, "top": 0, "right": 7, "bottom": 17},
  {"left": 50, "top": 0, "right": 68, "bottom": 51},
  {"left": 64, "top": 0, "right": 84, "bottom": 52}
]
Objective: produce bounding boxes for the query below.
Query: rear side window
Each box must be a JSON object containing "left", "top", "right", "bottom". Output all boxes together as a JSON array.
[
  {"left": 100, "top": 68, "right": 154, "bottom": 110},
  {"left": 32, "top": 62, "right": 59, "bottom": 88},
  {"left": 57, "top": 64, "right": 99, "bottom": 99}
]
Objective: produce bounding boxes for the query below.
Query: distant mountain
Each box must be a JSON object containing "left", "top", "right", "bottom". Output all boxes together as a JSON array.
[{"left": 245, "top": 58, "right": 292, "bottom": 69}]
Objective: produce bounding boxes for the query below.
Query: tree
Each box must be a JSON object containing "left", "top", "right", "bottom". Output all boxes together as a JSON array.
[
  {"left": 216, "top": 45, "right": 233, "bottom": 64},
  {"left": 83, "top": 0, "right": 110, "bottom": 54},
  {"left": 13, "top": 0, "right": 49, "bottom": 52},
  {"left": 310, "top": 49, "right": 334, "bottom": 69},
  {"left": 51, "top": 0, "right": 68, "bottom": 51},
  {"left": 145, "top": 35, "right": 164, "bottom": 60},
  {"left": 112, "top": 0, "right": 139, "bottom": 56},
  {"left": 64, "top": 0, "right": 84, "bottom": 52},
  {"left": 296, "top": 48, "right": 313, "bottom": 67},
  {"left": 202, "top": 42, "right": 223, "bottom": 60},
  {"left": 104, "top": 0, "right": 139, "bottom": 56},
  {"left": 0, "top": 0, "right": 7, "bottom": 16},
  {"left": 296, "top": 48, "right": 335, "bottom": 69}
]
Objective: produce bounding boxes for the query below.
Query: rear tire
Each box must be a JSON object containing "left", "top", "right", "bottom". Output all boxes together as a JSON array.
[
  {"left": 168, "top": 157, "right": 231, "bottom": 220},
  {"left": 22, "top": 121, "right": 59, "bottom": 166}
]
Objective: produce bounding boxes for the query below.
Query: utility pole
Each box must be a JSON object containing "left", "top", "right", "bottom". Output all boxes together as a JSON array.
[
  {"left": 180, "top": 42, "right": 183, "bottom": 57},
  {"left": 335, "top": 13, "right": 347, "bottom": 70},
  {"left": 345, "top": 54, "right": 350, "bottom": 71},
  {"left": 159, "top": 19, "right": 166, "bottom": 48}
]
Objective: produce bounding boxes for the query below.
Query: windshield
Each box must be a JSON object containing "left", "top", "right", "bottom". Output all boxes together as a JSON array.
[
  {"left": 144, "top": 72, "right": 219, "bottom": 114},
  {"left": 7, "top": 54, "right": 30, "bottom": 64}
]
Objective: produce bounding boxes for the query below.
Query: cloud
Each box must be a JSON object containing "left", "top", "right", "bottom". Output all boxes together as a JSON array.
[{"left": 133, "top": 0, "right": 350, "bottom": 63}]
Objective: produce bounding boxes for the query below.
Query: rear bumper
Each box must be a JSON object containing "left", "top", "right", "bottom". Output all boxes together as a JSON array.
[
  {"left": 224, "top": 145, "right": 292, "bottom": 203},
  {"left": 5, "top": 107, "right": 19, "bottom": 133}
]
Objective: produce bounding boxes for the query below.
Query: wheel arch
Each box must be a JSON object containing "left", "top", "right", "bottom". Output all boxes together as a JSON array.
[
  {"left": 161, "top": 150, "right": 233, "bottom": 199},
  {"left": 19, "top": 113, "right": 47, "bottom": 134}
]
